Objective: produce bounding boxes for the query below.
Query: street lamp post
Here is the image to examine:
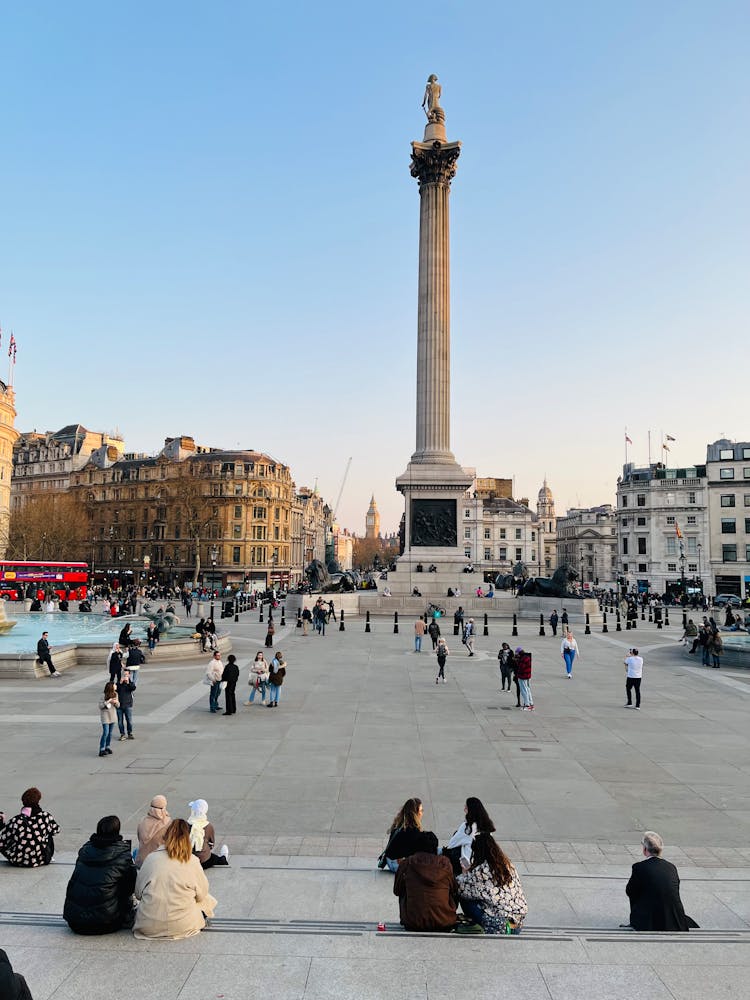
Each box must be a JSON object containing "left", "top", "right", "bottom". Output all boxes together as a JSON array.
[
  {"left": 580, "top": 552, "right": 585, "bottom": 595},
  {"left": 679, "top": 549, "right": 686, "bottom": 604},
  {"left": 210, "top": 545, "right": 218, "bottom": 623},
  {"left": 697, "top": 542, "right": 703, "bottom": 594}
]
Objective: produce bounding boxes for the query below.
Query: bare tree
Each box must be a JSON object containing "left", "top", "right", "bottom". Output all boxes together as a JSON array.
[
  {"left": 171, "top": 467, "right": 214, "bottom": 585},
  {"left": 8, "top": 494, "right": 90, "bottom": 562}
]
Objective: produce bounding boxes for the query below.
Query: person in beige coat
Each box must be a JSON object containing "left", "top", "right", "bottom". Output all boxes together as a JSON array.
[
  {"left": 134, "top": 795, "right": 171, "bottom": 868},
  {"left": 98, "top": 683, "right": 119, "bottom": 757},
  {"left": 133, "top": 818, "right": 217, "bottom": 940}
]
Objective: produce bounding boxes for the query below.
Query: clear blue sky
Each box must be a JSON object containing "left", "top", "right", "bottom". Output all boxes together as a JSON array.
[{"left": 2, "top": 1, "right": 748, "bottom": 534}]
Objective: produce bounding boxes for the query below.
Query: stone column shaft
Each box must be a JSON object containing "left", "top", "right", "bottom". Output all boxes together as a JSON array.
[{"left": 409, "top": 140, "right": 461, "bottom": 466}]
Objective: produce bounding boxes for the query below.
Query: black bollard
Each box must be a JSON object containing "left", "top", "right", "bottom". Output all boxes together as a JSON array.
[
  {"left": 365, "top": 610, "right": 371, "bottom": 633},
  {"left": 423, "top": 612, "right": 428, "bottom": 624},
  {"left": 393, "top": 611, "right": 399, "bottom": 634},
  {"left": 512, "top": 613, "right": 518, "bottom": 637},
  {"left": 539, "top": 613, "right": 545, "bottom": 637},
  {"left": 641, "top": 607, "right": 645, "bottom": 621},
  {"left": 339, "top": 609, "right": 345, "bottom": 631},
  {"left": 664, "top": 608, "right": 670, "bottom": 626},
  {"left": 453, "top": 621, "right": 459, "bottom": 636},
  {"left": 259, "top": 605, "right": 264, "bottom": 623},
  {"left": 648, "top": 607, "right": 653, "bottom": 623},
  {"left": 483, "top": 613, "right": 489, "bottom": 637},
  {"left": 585, "top": 612, "right": 591, "bottom": 635},
  {"left": 631, "top": 615, "right": 637, "bottom": 630},
  {"left": 280, "top": 605, "right": 286, "bottom": 626},
  {"left": 234, "top": 599, "right": 239, "bottom": 624},
  {"left": 616, "top": 610, "right": 622, "bottom": 632},
  {"left": 602, "top": 612, "right": 608, "bottom": 633},
  {"left": 682, "top": 611, "right": 688, "bottom": 629},
  {"left": 626, "top": 618, "right": 631, "bottom": 630},
  {"left": 296, "top": 608, "right": 302, "bottom": 629}
]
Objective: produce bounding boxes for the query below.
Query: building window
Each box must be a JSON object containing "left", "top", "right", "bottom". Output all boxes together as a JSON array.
[
  {"left": 688, "top": 492, "right": 696, "bottom": 503},
  {"left": 687, "top": 515, "right": 696, "bottom": 524},
  {"left": 253, "top": 506, "right": 266, "bottom": 519},
  {"left": 666, "top": 516, "right": 675, "bottom": 525},
  {"left": 721, "top": 519, "right": 736, "bottom": 534},
  {"left": 484, "top": 547, "right": 491, "bottom": 560},
  {"left": 745, "top": 518, "right": 750, "bottom": 534},
  {"left": 232, "top": 525, "right": 241, "bottom": 538},
  {"left": 622, "top": 539, "right": 628, "bottom": 554},
  {"left": 623, "top": 563, "right": 629, "bottom": 572},
  {"left": 667, "top": 563, "right": 677, "bottom": 572},
  {"left": 746, "top": 546, "right": 750, "bottom": 562},
  {"left": 234, "top": 505, "right": 242, "bottom": 519},
  {"left": 499, "top": 528, "right": 506, "bottom": 539},
  {"left": 232, "top": 546, "right": 241, "bottom": 563},
  {"left": 636, "top": 494, "right": 645, "bottom": 506},
  {"left": 515, "top": 528, "right": 522, "bottom": 540},
  {"left": 464, "top": 527, "right": 471, "bottom": 539},
  {"left": 720, "top": 469, "right": 735, "bottom": 479},
  {"left": 743, "top": 448, "right": 750, "bottom": 459},
  {"left": 621, "top": 496, "right": 628, "bottom": 508},
  {"left": 464, "top": 509, "right": 471, "bottom": 518},
  {"left": 720, "top": 448, "right": 734, "bottom": 460},
  {"left": 621, "top": 517, "right": 628, "bottom": 526},
  {"left": 637, "top": 537, "right": 647, "bottom": 554},
  {"left": 638, "top": 563, "right": 647, "bottom": 573},
  {"left": 721, "top": 495, "right": 736, "bottom": 507},
  {"left": 464, "top": 548, "right": 471, "bottom": 559},
  {"left": 484, "top": 528, "right": 490, "bottom": 539},
  {"left": 688, "top": 563, "right": 697, "bottom": 572},
  {"left": 723, "top": 544, "right": 738, "bottom": 562},
  {"left": 637, "top": 517, "right": 646, "bottom": 526},
  {"left": 515, "top": 548, "right": 522, "bottom": 561},
  {"left": 665, "top": 538, "right": 676, "bottom": 555},
  {"left": 687, "top": 538, "right": 697, "bottom": 555},
  {"left": 744, "top": 468, "right": 750, "bottom": 479},
  {"left": 499, "top": 547, "right": 507, "bottom": 560}
]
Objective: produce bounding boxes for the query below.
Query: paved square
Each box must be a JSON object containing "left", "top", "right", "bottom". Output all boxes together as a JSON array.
[{"left": 2, "top": 609, "right": 750, "bottom": 998}]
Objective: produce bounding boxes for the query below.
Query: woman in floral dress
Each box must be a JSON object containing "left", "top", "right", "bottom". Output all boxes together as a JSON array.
[
  {"left": 456, "top": 833, "right": 527, "bottom": 934},
  {"left": 0, "top": 787, "right": 60, "bottom": 867}
]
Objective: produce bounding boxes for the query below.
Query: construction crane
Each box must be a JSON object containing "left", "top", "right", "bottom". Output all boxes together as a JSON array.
[{"left": 332, "top": 457, "right": 352, "bottom": 523}]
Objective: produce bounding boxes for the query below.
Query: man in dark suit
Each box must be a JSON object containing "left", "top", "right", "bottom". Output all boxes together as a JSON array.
[{"left": 625, "top": 831, "right": 698, "bottom": 931}]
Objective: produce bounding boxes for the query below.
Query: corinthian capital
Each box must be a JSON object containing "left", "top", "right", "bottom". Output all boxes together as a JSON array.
[{"left": 410, "top": 141, "right": 461, "bottom": 189}]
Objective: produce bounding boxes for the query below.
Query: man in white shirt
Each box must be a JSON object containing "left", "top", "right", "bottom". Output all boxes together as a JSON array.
[{"left": 624, "top": 648, "right": 644, "bottom": 710}]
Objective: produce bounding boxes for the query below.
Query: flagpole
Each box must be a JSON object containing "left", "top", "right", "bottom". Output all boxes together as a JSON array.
[{"left": 624, "top": 427, "right": 628, "bottom": 465}]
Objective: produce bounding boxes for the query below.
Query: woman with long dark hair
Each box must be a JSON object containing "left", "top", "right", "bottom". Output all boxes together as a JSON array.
[
  {"left": 444, "top": 797, "right": 496, "bottom": 872},
  {"left": 380, "top": 798, "right": 424, "bottom": 873},
  {"left": 456, "top": 833, "right": 527, "bottom": 934}
]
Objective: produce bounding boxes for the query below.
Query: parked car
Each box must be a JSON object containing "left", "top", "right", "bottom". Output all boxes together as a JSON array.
[{"left": 714, "top": 594, "right": 742, "bottom": 608}]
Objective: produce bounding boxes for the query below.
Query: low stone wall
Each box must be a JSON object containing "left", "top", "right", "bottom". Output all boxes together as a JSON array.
[
  {"left": 0, "top": 632, "right": 232, "bottom": 680},
  {"left": 681, "top": 639, "right": 750, "bottom": 669}
]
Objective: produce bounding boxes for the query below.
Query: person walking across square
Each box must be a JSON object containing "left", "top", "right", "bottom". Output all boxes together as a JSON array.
[{"left": 515, "top": 647, "right": 533, "bottom": 710}]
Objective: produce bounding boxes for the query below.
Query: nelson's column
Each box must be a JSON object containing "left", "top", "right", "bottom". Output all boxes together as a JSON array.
[{"left": 394, "top": 76, "right": 474, "bottom": 591}]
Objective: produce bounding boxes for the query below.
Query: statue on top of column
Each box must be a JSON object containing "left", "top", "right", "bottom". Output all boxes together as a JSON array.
[{"left": 422, "top": 74, "right": 445, "bottom": 124}]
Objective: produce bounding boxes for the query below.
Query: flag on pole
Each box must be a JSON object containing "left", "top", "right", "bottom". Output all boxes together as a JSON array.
[
  {"left": 625, "top": 433, "right": 633, "bottom": 445},
  {"left": 662, "top": 443, "right": 670, "bottom": 452},
  {"left": 666, "top": 434, "right": 676, "bottom": 442},
  {"left": 675, "top": 523, "right": 683, "bottom": 540},
  {"left": 8, "top": 333, "right": 16, "bottom": 360}
]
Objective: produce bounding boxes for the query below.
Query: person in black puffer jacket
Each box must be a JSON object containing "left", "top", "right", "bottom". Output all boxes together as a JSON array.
[{"left": 63, "top": 815, "right": 137, "bottom": 934}]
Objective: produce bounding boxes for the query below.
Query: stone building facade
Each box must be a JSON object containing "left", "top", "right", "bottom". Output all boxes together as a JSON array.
[
  {"left": 462, "top": 493, "right": 538, "bottom": 577},
  {"left": 69, "top": 436, "right": 304, "bottom": 589},
  {"left": 705, "top": 438, "right": 750, "bottom": 599},
  {"left": 615, "top": 463, "right": 709, "bottom": 597},
  {"left": 12, "top": 424, "right": 125, "bottom": 511},
  {"left": 0, "top": 382, "right": 19, "bottom": 555},
  {"left": 557, "top": 505, "right": 618, "bottom": 591}
]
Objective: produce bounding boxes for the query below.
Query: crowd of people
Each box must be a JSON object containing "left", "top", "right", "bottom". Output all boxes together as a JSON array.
[{"left": 0, "top": 788, "right": 228, "bottom": 944}]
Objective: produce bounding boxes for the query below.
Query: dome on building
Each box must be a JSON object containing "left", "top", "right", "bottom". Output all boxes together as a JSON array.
[{"left": 538, "top": 479, "right": 553, "bottom": 502}]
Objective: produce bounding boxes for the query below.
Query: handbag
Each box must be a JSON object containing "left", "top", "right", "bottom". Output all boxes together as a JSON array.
[
  {"left": 442, "top": 845, "right": 463, "bottom": 876},
  {"left": 377, "top": 826, "right": 401, "bottom": 869}
]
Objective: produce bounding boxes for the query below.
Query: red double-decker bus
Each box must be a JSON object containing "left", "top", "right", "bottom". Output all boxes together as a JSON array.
[{"left": 0, "top": 561, "right": 89, "bottom": 601}]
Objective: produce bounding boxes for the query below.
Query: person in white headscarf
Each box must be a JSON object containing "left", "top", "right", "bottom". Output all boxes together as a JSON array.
[
  {"left": 135, "top": 795, "right": 171, "bottom": 868},
  {"left": 186, "top": 799, "right": 229, "bottom": 869}
]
